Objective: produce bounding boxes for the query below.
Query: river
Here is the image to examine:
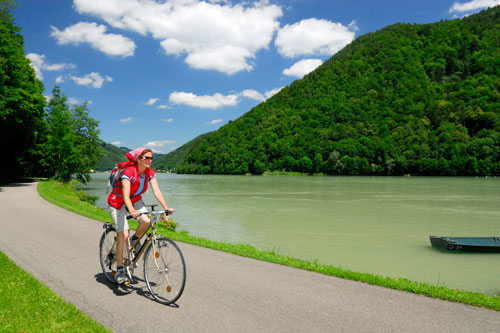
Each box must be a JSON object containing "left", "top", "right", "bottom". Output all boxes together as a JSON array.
[{"left": 80, "top": 173, "right": 500, "bottom": 295}]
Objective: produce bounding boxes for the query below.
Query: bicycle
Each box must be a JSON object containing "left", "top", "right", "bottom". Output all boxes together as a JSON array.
[{"left": 99, "top": 204, "right": 186, "bottom": 305}]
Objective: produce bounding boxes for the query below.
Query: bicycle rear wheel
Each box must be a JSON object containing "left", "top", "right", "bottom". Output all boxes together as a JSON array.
[
  {"left": 144, "top": 237, "right": 186, "bottom": 305},
  {"left": 99, "top": 226, "right": 118, "bottom": 284}
]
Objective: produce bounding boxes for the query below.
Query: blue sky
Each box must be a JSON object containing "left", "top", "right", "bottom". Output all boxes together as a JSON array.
[{"left": 14, "top": 0, "right": 500, "bottom": 153}]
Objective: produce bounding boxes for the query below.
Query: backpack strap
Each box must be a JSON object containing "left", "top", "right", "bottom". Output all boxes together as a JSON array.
[{"left": 130, "top": 166, "right": 138, "bottom": 185}]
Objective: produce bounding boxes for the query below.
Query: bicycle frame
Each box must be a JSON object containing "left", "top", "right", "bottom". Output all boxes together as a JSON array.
[
  {"left": 125, "top": 209, "right": 172, "bottom": 280},
  {"left": 129, "top": 227, "right": 153, "bottom": 266},
  {"left": 103, "top": 210, "right": 166, "bottom": 278}
]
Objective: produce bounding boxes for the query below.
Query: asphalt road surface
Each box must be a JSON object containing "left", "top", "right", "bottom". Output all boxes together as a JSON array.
[{"left": 2, "top": 180, "right": 500, "bottom": 332}]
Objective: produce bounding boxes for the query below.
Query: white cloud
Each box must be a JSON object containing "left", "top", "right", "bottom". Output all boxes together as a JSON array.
[
  {"left": 144, "top": 140, "right": 177, "bottom": 147},
  {"left": 157, "top": 105, "right": 169, "bottom": 109},
  {"left": 73, "top": 0, "right": 283, "bottom": 74},
  {"left": 120, "top": 117, "right": 133, "bottom": 123},
  {"left": 265, "top": 87, "right": 283, "bottom": 99},
  {"left": 241, "top": 88, "right": 283, "bottom": 101},
  {"left": 50, "top": 22, "right": 136, "bottom": 57},
  {"left": 208, "top": 119, "right": 223, "bottom": 125},
  {"left": 168, "top": 87, "right": 284, "bottom": 109},
  {"left": 144, "top": 140, "right": 177, "bottom": 153},
  {"left": 45, "top": 63, "right": 72, "bottom": 71},
  {"left": 241, "top": 89, "right": 265, "bottom": 101},
  {"left": 283, "top": 58, "right": 323, "bottom": 78},
  {"left": 449, "top": 0, "right": 500, "bottom": 13},
  {"left": 69, "top": 72, "right": 113, "bottom": 88},
  {"left": 275, "top": 18, "right": 356, "bottom": 58},
  {"left": 68, "top": 97, "right": 80, "bottom": 105},
  {"left": 112, "top": 141, "right": 123, "bottom": 146},
  {"left": 183, "top": 45, "right": 255, "bottom": 74},
  {"left": 169, "top": 91, "right": 239, "bottom": 109},
  {"left": 26, "top": 53, "right": 76, "bottom": 80},
  {"left": 146, "top": 98, "right": 159, "bottom": 105},
  {"left": 55, "top": 75, "right": 64, "bottom": 83},
  {"left": 162, "top": 118, "right": 174, "bottom": 123}
]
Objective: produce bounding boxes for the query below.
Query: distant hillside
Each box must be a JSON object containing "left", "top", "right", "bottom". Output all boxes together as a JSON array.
[
  {"left": 96, "top": 143, "right": 166, "bottom": 171},
  {"left": 154, "top": 132, "right": 212, "bottom": 171},
  {"left": 95, "top": 143, "right": 130, "bottom": 171},
  {"left": 163, "top": 6, "right": 500, "bottom": 176}
]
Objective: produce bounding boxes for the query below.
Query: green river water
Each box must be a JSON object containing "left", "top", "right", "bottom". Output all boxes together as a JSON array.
[{"left": 80, "top": 173, "right": 500, "bottom": 295}]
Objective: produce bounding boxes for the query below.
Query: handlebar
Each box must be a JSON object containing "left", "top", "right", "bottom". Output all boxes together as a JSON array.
[{"left": 126, "top": 208, "right": 173, "bottom": 220}]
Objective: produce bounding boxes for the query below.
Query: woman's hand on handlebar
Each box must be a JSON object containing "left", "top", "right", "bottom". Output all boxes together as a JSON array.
[
  {"left": 160, "top": 208, "right": 174, "bottom": 221},
  {"left": 130, "top": 210, "right": 141, "bottom": 218}
]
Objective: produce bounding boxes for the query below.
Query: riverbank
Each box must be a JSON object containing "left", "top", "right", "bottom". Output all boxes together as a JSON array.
[{"left": 38, "top": 179, "right": 500, "bottom": 311}]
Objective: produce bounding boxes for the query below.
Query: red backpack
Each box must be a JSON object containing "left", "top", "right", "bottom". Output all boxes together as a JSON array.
[
  {"left": 106, "top": 161, "right": 137, "bottom": 194},
  {"left": 107, "top": 147, "right": 147, "bottom": 193}
]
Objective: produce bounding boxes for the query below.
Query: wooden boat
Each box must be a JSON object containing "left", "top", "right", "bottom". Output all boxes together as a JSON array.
[{"left": 429, "top": 236, "right": 500, "bottom": 253}]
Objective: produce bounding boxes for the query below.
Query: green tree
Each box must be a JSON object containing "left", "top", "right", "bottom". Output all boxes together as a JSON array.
[
  {"left": 298, "top": 156, "right": 312, "bottom": 173},
  {"left": 0, "top": 0, "right": 46, "bottom": 182},
  {"left": 252, "top": 159, "right": 266, "bottom": 175},
  {"left": 43, "top": 86, "right": 76, "bottom": 182},
  {"left": 71, "top": 102, "right": 104, "bottom": 183},
  {"left": 43, "top": 86, "right": 103, "bottom": 183},
  {"left": 312, "top": 153, "right": 323, "bottom": 173}
]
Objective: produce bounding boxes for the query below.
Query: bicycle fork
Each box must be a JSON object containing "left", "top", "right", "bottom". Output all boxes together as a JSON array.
[{"left": 152, "top": 238, "right": 174, "bottom": 294}]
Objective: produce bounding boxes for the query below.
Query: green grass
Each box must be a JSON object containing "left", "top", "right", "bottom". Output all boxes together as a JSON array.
[
  {"left": 0, "top": 250, "right": 109, "bottom": 332},
  {"left": 38, "top": 180, "right": 111, "bottom": 222},
  {"left": 37, "top": 179, "right": 500, "bottom": 311}
]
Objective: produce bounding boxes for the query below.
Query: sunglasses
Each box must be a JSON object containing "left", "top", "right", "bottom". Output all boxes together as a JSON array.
[{"left": 142, "top": 156, "right": 153, "bottom": 160}]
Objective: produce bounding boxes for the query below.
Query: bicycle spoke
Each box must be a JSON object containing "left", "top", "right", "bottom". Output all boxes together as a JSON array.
[
  {"left": 99, "top": 227, "right": 118, "bottom": 284},
  {"left": 144, "top": 237, "right": 186, "bottom": 305}
]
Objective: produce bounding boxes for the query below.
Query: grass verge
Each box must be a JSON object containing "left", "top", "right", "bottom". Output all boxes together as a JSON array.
[
  {"left": 0, "top": 250, "right": 109, "bottom": 332},
  {"left": 262, "top": 170, "right": 324, "bottom": 176},
  {"left": 38, "top": 179, "right": 500, "bottom": 311}
]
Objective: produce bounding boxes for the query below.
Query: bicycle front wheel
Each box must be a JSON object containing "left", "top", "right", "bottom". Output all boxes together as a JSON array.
[
  {"left": 99, "top": 226, "right": 118, "bottom": 284},
  {"left": 144, "top": 237, "right": 186, "bottom": 305}
]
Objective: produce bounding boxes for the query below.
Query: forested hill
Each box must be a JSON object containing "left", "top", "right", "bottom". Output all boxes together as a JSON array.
[
  {"left": 152, "top": 132, "right": 212, "bottom": 171},
  {"left": 96, "top": 143, "right": 165, "bottom": 171},
  {"left": 95, "top": 143, "right": 130, "bottom": 171},
  {"left": 157, "top": 6, "right": 500, "bottom": 176}
]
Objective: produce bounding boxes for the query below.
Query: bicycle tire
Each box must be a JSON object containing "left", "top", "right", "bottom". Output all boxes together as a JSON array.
[
  {"left": 144, "top": 237, "right": 186, "bottom": 305},
  {"left": 99, "top": 226, "right": 118, "bottom": 284}
]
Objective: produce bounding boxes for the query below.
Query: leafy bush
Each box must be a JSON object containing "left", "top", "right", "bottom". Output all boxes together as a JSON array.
[
  {"left": 159, "top": 217, "right": 178, "bottom": 232},
  {"left": 76, "top": 190, "right": 98, "bottom": 205}
]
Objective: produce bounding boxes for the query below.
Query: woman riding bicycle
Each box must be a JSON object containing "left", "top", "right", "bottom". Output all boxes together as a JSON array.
[{"left": 108, "top": 147, "right": 173, "bottom": 284}]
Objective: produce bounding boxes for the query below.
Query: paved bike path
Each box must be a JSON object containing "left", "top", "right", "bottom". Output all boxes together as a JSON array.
[{"left": 1, "top": 181, "right": 500, "bottom": 332}]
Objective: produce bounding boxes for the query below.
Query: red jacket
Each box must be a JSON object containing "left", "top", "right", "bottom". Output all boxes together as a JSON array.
[{"left": 108, "top": 165, "right": 156, "bottom": 209}]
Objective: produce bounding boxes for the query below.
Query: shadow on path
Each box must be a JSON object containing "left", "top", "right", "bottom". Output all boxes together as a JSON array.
[
  {"left": 1, "top": 178, "right": 39, "bottom": 190},
  {"left": 94, "top": 272, "right": 180, "bottom": 308}
]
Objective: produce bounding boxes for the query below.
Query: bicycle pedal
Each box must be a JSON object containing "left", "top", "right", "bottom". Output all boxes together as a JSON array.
[{"left": 124, "top": 280, "right": 131, "bottom": 285}]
